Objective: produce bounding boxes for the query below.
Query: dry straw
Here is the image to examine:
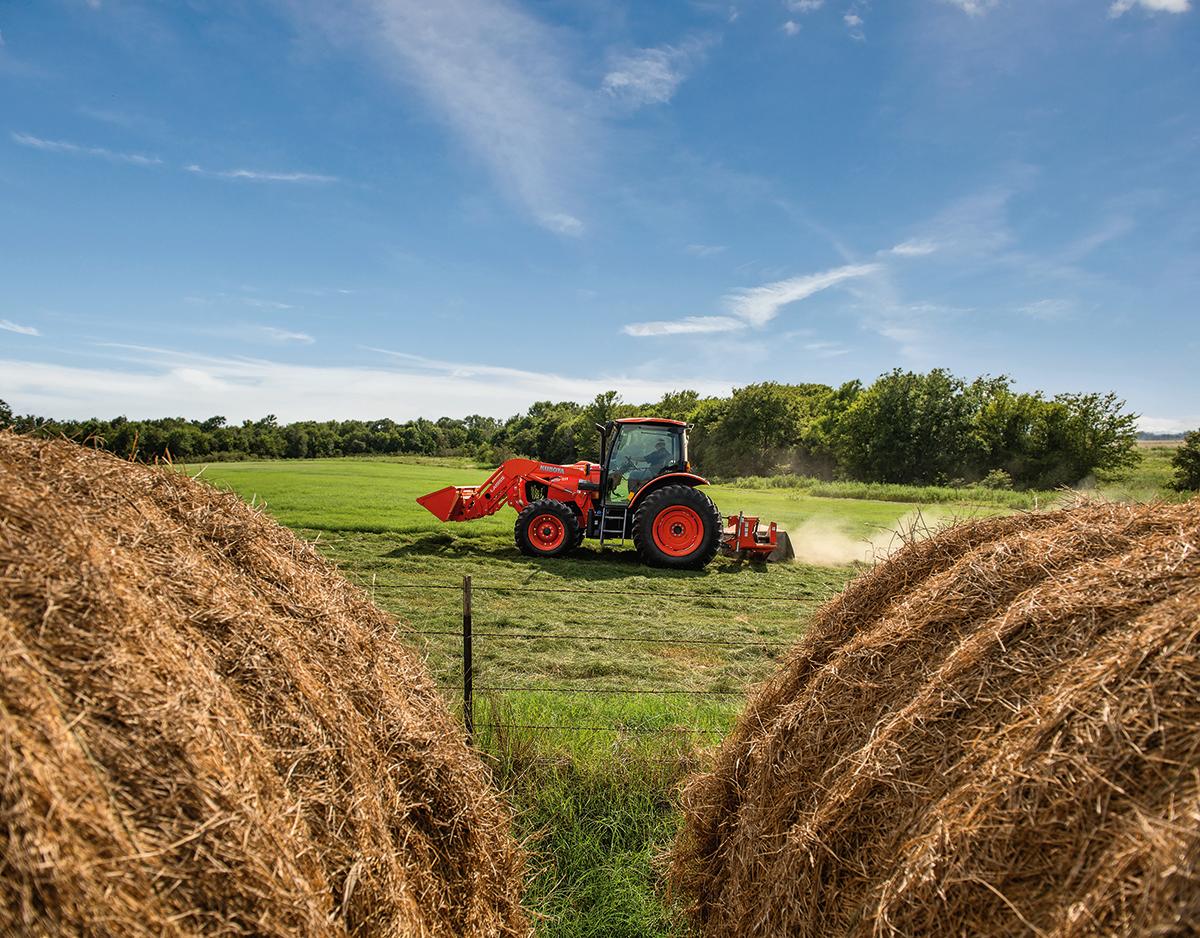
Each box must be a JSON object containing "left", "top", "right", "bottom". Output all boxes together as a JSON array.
[
  {"left": 670, "top": 499, "right": 1200, "bottom": 937},
  {"left": 0, "top": 433, "right": 528, "bottom": 937}
]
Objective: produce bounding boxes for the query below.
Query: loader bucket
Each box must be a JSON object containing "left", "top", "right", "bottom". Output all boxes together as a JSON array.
[{"left": 417, "top": 485, "right": 467, "bottom": 522}]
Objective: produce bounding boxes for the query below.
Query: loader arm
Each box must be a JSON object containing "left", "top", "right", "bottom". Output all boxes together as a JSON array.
[{"left": 417, "top": 458, "right": 594, "bottom": 523}]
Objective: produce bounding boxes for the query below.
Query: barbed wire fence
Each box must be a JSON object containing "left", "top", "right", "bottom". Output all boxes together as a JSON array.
[{"left": 354, "top": 575, "right": 813, "bottom": 747}]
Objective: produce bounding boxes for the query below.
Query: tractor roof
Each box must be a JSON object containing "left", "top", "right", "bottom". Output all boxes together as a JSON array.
[{"left": 614, "top": 417, "right": 687, "bottom": 427}]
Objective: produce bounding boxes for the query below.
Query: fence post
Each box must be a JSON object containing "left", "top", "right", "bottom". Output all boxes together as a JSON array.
[{"left": 462, "top": 574, "right": 474, "bottom": 744}]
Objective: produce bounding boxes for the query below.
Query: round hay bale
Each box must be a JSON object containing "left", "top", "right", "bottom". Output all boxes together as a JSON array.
[
  {"left": 0, "top": 433, "right": 527, "bottom": 937},
  {"left": 670, "top": 500, "right": 1200, "bottom": 937}
]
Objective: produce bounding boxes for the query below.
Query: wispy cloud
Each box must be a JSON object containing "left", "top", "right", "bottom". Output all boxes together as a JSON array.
[
  {"left": 11, "top": 131, "right": 161, "bottom": 166},
  {"left": 909, "top": 186, "right": 1018, "bottom": 259},
  {"left": 0, "top": 319, "right": 40, "bottom": 336},
  {"left": 782, "top": 20, "right": 802, "bottom": 35},
  {"left": 1110, "top": 0, "right": 1190, "bottom": 16},
  {"left": 624, "top": 262, "right": 879, "bottom": 337},
  {"left": 686, "top": 243, "right": 727, "bottom": 257},
  {"left": 786, "top": 0, "right": 824, "bottom": 11},
  {"left": 13, "top": 132, "right": 335, "bottom": 183},
  {"left": 602, "top": 38, "right": 712, "bottom": 108},
  {"left": 260, "top": 327, "right": 314, "bottom": 344},
  {"left": 804, "top": 340, "right": 851, "bottom": 358},
  {"left": 292, "top": 1, "right": 592, "bottom": 235},
  {"left": 941, "top": 0, "right": 1000, "bottom": 14},
  {"left": 185, "top": 164, "right": 338, "bottom": 184},
  {"left": 622, "top": 316, "right": 746, "bottom": 337},
  {"left": 843, "top": 11, "right": 865, "bottom": 39},
  {"left": 724, "top": 263, "right": 881, "bottom": 326},
  {"left": 886, "top": 239, "right": 938, "bottom": 257},
  {"left": 1019, "top": 298, "right": 1075, "bottom": 320},
  {"left": 244, "top": 298, "right": 296, "bottom": 310}
]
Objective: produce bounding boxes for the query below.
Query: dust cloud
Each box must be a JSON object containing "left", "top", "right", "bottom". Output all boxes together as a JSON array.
[{"left": 787, "top": 511, "right": 930, "bottom": 567}]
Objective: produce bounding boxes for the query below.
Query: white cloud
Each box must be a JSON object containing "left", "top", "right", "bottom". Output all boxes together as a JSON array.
[
  {"left": 1110, "top": 0, "right": 1190, "bottom": 16},
  {"left": 538, "top": 212, "right": 584, "bottom": 237},
  {"left": 1138, "top": 415, "right": 1197, "bottom": 434},
  {"left": 11, "top": 131, "right": 161, "bottom": 166},
  {"left": 787, "top": 0, "right": 824, "bottom": 11},
  {"left": 686, "top": 243, "right": 727, "bottom": 257},
  {"left": 260, "top": 327, "right": 314, "bottom": 344},
  {"left": 782, "top": 20, "right": 802, "bottom": 35},
  {"left": 724, "top": 263, "right": 881, "bottom": 326},
  {"left": 842, "top": 10, "right": 865, "bottom": 39},
  {"left": 244, "top": 298, "right": 296, "bottom": 310},
  {"left": 291, "top": 1, "right": 591, "bottom": 235},
  {"left": 602, "top": 39, "right": 711, "bottom": 108},
  {"left": 0, "top": 319, "right": 40, "bottom": 336},
  {"left": 0, "top": 346, "right": 735, "bottom": 422},
  {"left": 941, "top": 0, "right": 1001, "bottom": 14},
  {"left": 185, "top": 164, "right": 337, "bottom": 184},
  {"left": 887, "top": 239, "right": 938, "bottom": 257},
  {"left": 622, "top": 316, "right": 746, "bottom": 337},
  {"left": 624, "top": 262, "right": 879, "bottom": 338}
]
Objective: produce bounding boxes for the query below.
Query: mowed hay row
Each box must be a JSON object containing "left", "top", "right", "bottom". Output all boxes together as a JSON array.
[
  {"left": 670, "top": 500, "right": 1200, "bottom": 937},
  {"left": 0, "top": 433, "right": 527, "bottom": 938}
]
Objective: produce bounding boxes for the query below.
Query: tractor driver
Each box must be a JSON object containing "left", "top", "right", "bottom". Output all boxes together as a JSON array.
[
  {"left": 624, "top": 439, "right": 675, "bottom": 496},
  {"left": 644, "top": 439, "right": 673, "bottom": 474}
]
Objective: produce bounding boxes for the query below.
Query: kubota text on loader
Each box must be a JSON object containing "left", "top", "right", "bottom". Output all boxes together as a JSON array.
[{"left": 417, "top": 418, "right": 794, "bottom": 570}]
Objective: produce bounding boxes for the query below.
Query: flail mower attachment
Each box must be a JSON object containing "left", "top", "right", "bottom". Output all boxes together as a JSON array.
[{"left": 720, "top": 512, "right": 794, "bottom": 563}]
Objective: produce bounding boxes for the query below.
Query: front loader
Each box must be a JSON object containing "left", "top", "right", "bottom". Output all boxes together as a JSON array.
[{"left": 417, "top": 418, "right": 793, "bottom": 570}]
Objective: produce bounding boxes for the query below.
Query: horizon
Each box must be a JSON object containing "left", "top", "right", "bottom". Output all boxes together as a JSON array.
[{"left": 1, "top": 0, "right": 1197, "bottom": 433}]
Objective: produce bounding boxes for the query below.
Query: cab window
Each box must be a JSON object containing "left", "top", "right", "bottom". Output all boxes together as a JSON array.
[{"left": 607, "top": 426, "right": 681, "bottom": 502}]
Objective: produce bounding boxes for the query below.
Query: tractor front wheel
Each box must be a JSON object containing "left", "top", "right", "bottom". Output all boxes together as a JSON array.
[
  {"left": 632, "top": 485, "right": 722, "bottom": 570},
  {"left": 515, "top": 500, "right": 580, "bottom": 559}
]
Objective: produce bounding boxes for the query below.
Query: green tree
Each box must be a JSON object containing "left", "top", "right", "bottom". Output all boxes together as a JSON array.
[
  {"left": 0, "top": 399, "right": 12, "bottom": 429},
  {"left": 1170, "top": 431, "right": 1200, "bottom": 491},
  {"left": 833, "top": 369, "right": 983, "bottom": 484}
]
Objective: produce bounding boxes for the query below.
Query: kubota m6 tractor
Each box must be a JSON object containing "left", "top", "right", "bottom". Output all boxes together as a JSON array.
[{"left": 417, "top": 418, "right": 793, "bottom": 570}]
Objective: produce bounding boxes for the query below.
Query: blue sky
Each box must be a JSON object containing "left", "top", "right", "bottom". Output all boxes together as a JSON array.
[{"left": 1, "top": 0, "right": 1197, "bottom": 430}]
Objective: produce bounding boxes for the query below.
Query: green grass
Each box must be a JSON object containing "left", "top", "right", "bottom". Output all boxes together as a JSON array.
[
  {"left": 721, "top": 473, "right": 1050, "bottom": 509},
  {"left": 1095, "top": 442, "right": 1184, "bottom": 502},
  {"left": 179, "top": 453, "right": 1177, "bottom": 936}
]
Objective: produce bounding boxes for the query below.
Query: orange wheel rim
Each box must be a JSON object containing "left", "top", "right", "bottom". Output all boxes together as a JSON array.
[
  {"left": 530, "top": 513, "right": 566, "bottom": 551},
  {"left": 653, "top": 506, "right": 704, "bottom": 557}
]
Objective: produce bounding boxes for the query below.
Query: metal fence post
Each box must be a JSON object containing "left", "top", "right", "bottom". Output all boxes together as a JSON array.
[{"left": 462, "top": 574, "right": 474, "bottom": 744}]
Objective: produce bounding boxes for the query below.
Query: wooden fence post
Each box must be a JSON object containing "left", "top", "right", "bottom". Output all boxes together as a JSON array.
[{"left": 462, "top": 574, "right": 474, "bottom": 744}]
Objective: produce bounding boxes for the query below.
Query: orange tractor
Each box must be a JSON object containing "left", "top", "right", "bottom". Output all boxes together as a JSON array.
[{"left": 417, "top": 417, "right": 793, "bottom": 570}]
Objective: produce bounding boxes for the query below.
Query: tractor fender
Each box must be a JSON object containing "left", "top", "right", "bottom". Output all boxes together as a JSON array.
[{"left": 627, "top": 472, "right": 710, "bottom": 510}]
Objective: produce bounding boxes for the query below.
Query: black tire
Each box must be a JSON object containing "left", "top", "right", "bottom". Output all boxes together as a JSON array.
[
  {"left": 632, "top": 484, "right": 722, "bottom": 570},
  {"left": 515, "top": 499, "right": 580, "bottom": 559}
]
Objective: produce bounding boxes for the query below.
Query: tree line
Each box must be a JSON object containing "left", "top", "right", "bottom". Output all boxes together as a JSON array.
[{"left": 0, "top": 369, "right": 1144, "bottom": 489}]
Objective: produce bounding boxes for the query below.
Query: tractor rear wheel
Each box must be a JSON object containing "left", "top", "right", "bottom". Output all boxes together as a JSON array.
[
  {"left": 632, "top": 484, "right": 722, "bottom": 570},
  {"left": 515, "top": 500, "right": 580, "bottom": 559}
]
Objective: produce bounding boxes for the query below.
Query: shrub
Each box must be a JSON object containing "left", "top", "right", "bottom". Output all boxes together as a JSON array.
[
  {"left": 1170, "top": 431, "right": 1200, "bottom": 491},
  {"left": 980, "top": 468, "right": 1014, "bottom": 490}
]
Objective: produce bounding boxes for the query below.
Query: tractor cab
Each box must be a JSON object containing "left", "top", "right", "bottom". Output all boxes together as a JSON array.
[{"left": 599, "top": 418, "right": 688, "bottom": 504}]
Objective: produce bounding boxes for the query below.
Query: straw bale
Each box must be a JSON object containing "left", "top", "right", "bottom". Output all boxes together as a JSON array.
[
  {"left": 0, "top": 433, "right": 527, "bottom": 937},
  {"left": 670, "top": 499, "right": 1200, "bottom": 937}
]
